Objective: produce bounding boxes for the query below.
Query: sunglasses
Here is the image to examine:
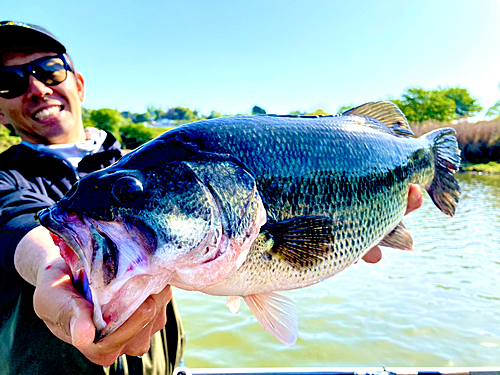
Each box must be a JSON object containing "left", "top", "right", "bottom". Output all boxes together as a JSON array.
[{"left": 0, "top": 54, "right": 73, "bottom": 99}]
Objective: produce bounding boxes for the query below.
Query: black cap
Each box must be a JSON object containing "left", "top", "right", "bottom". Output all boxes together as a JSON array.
[{"left": 0, "top": 21, "right": 66, "bottom": 54}]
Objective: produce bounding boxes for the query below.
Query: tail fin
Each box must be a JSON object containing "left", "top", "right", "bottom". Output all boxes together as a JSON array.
[{"left": 422, "top": 128, "right": 461, "bottom": 217}]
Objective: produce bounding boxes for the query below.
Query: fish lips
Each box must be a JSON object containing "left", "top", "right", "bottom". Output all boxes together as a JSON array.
[
  {"left": 37, "top": 205, "right": 132, "bottom": 291},
  {"left": 37, "top": 205, "right": 167, "bottom": 339},
  {"left": 36, "top": 206, "right": 89, "bottom": 264}
]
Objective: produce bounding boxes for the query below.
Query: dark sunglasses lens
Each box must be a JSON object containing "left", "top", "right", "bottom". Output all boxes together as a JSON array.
[
  {"left": 33, "top": 57, "right": 68, "bottom": 86},
  {"left": 0, "top": 68, "right": 27, "bottom": 99}
]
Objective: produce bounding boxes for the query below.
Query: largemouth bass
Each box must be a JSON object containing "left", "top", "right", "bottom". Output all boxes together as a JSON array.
[{"left": 36, "top": 102, "right": 461, "bottom": 345}]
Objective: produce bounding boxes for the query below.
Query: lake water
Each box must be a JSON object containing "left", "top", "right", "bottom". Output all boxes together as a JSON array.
[{"left": 174, "top": 173, "right": 500, "bottom": 368}]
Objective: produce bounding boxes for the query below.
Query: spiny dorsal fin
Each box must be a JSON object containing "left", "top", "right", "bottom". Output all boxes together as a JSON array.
[
  {"left": 263, "top": 215, "right": 339, "bottom": 268},
  {"left": 342, "top": 101, "right": 414, "bottom": 137},
  {"left": 378, "top": 220, "right": 413, "bottom": 251}
]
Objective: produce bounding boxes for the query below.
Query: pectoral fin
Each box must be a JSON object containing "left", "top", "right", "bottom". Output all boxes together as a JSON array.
[
  {"left": 262, "top": 215, "right": 339, "bottom": 268},
  {"left": 243, "top": 292, "right": 299, "bottom": 346},
  {"left": 378, "top": 221, "right": 413, "bottom": 251}
]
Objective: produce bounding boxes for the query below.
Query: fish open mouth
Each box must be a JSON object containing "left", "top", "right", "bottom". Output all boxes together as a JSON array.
[
  {"left": 34, "top": 155, "right": 269, "bottom": 338},
  {"left": 37, "top": 206, "right": 172, "bottom": 339}
]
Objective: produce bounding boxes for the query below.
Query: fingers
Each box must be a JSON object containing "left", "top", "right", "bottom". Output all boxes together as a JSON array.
[
  {"left": 34, "top": 257, "right": 172, "bottom": 366},
  {"left": 406, "top": 184, "right": 423, "bottom": 215},
  {"left": 87, "top": 297, "right": 157, "bottom": 364},
  {"left": 120, "top": 284, "right": 172, "bottom": 356},
  {"left": 85, "top": 284, "right": 172, "bottom": 364},
  {"left": 148, "top": 284, "right": 171, "bottom": 334},
  {"left": 34, "top": 258, "right": 95, "bottom": 348},
  {"left": 362, "top": 246, "right": 382, "bottom": 263}
]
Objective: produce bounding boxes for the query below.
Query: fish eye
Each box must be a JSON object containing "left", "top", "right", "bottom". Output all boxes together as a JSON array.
[{"left": 111, "top": 176, "right": 143, "bottom": 204}]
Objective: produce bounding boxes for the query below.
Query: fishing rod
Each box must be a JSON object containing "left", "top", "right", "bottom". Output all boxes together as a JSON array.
[{"left": 174, "top": 365, "right": 500, "bottom": 375}]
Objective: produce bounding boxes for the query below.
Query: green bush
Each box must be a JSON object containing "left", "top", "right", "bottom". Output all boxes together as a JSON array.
[
  {"left": 462, "top": 161, "right": 500, "bottom": 174},
  {"left": 120, "top": 123, "right": 157, "bottom": 150},
  {"left": 0, "top": 125, "right": 21, "bottom": 153},
  {"left": 391, "top": 86, "right": 482, "bottom": 123}
]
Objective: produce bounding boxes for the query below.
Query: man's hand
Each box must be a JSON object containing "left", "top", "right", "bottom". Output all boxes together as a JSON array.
[
  {"left": 362, "top": 184, "right": 423, "bottom": 264},
  {"left": 16, "top": 226, "right": 171, "bottom": 366},
  {"left": 33, "top": 257, "right": 171, "bottom": 367}
]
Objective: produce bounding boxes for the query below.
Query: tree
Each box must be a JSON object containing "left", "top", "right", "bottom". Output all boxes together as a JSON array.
[
  {"left": 391, "top": 86, "right": 482, "bottom": 123},
  {"left": 120, "top": 111, "right": 152, "bottom": 123},
  {"left": 442, "top": 87, "right": 482, "bottom": 118},
  {"left": 251, "top": 106, "right": 266, "bottom": 115},
  {"left": 81, "top": 107, "right": 93, "bottom": 120},
  {"left": 207, "top": 110, "right": 222, "bottom": 119},
  {"left": 120, "top": 111, "right": 136, "bottom": 122},
  {"left": 82, "top": 107, "right": 95, "bottom": 128},
  {"left": 0, "top": 125, "right": 20, "bottom": 153},
  {"left": 164, "top": 106, "right": 199, "bottom": 122},
  {"left": 134, "top": 112, "right": 151, "bottom": 123},
  {"left": 337, "top": 104, "right": 354, "bottom": 114},
  {"left": 486, "top": 101, "right": 500, "bottom": 119},
  {"left": 90, "top": 108, "right": 129, "bottom": 134},
  {"left": 120, "top": 123, "right": 156, "bottom": 150},
  {"left": 147, "top": 105, "right": 166, "bottom": 121},
  {"left": 305, "top": 109, "right": 333, "bottom": 116},
  {"left": 289, "top": 109, "right": 333, "bottom": 116},
  {"left": 486, "top": 83, "right": 500, "bottom": 120},
  {"left": 391, "top": 88, "right": 457, "bottom": 123}
]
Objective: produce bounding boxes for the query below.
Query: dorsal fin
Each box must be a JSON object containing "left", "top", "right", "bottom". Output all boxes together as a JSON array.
[{"left": 342, "top": 101, "right": 413, "bottom": 137}]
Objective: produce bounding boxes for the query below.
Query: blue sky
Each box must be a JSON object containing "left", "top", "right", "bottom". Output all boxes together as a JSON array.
[{"left": 3, "top": 0, "right": 500, "bottom": 117}]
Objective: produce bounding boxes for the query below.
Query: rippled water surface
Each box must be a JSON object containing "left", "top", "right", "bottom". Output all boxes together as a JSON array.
[{"left": 174, "top": 174, "right": 500, "bottom": 368}]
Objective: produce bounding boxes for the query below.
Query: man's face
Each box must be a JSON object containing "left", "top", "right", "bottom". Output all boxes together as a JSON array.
[{"left": 0, "top": 51, "right": 86, "bottom": 145}]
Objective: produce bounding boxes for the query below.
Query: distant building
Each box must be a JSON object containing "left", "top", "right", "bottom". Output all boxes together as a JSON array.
[{"left": 148, "top": 118, "right": 176, "bottom": 127}]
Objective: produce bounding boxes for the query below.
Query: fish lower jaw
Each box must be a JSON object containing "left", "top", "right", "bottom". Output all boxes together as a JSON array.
[{"left": 94, "top": 272, "right": 173, "bottom": 340}]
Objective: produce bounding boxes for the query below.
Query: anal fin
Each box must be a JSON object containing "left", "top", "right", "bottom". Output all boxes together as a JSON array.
[
  {"left": 243, "top": 292, "right": 299, "bottom": 346},
  {"left": 378, "top": 221, "right": 413, "bottom": 251}
]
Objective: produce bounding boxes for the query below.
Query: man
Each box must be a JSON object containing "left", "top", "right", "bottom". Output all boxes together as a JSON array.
[
  {"left": 0, "top": 21, "right": 184, "bottom": 374},
  {"left": 0, "top": 19, "right": 423, "bottom": 375}
]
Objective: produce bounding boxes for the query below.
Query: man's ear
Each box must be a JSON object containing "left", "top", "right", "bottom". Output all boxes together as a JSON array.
[{"left": 75, "top": 71, "right": 86, "bottom": 102}]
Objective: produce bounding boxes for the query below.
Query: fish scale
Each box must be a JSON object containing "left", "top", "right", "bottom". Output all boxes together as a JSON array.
[
  {"left": 36, "top": 101, "right": 460, "bottom": 346},
  {"left": 201, "top": 173, "right": 409, "bottom": 295}
]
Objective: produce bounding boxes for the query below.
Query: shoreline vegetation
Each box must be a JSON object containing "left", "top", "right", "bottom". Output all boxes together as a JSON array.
[
  {"left": 1, "top": 94, "right": 499, "bottom": 173},
  {"left": 411, "top": 118, "right": 500, "bottom": 173},
  {"left": 2, "top": 116, "right": 499, "bottom": 173},
  {"left": 461, "top": 162, "right": 500, "bottom": 174}
]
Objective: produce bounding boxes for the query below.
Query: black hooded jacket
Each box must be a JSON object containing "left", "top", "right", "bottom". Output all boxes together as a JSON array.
[{"left": 0, "top": 133, "right": 184, "bottom": 375}]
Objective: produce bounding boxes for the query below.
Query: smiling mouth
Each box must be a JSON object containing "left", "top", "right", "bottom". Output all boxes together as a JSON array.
[{"left": 32, "top": 105, "right": 64, "bottom": 121}]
